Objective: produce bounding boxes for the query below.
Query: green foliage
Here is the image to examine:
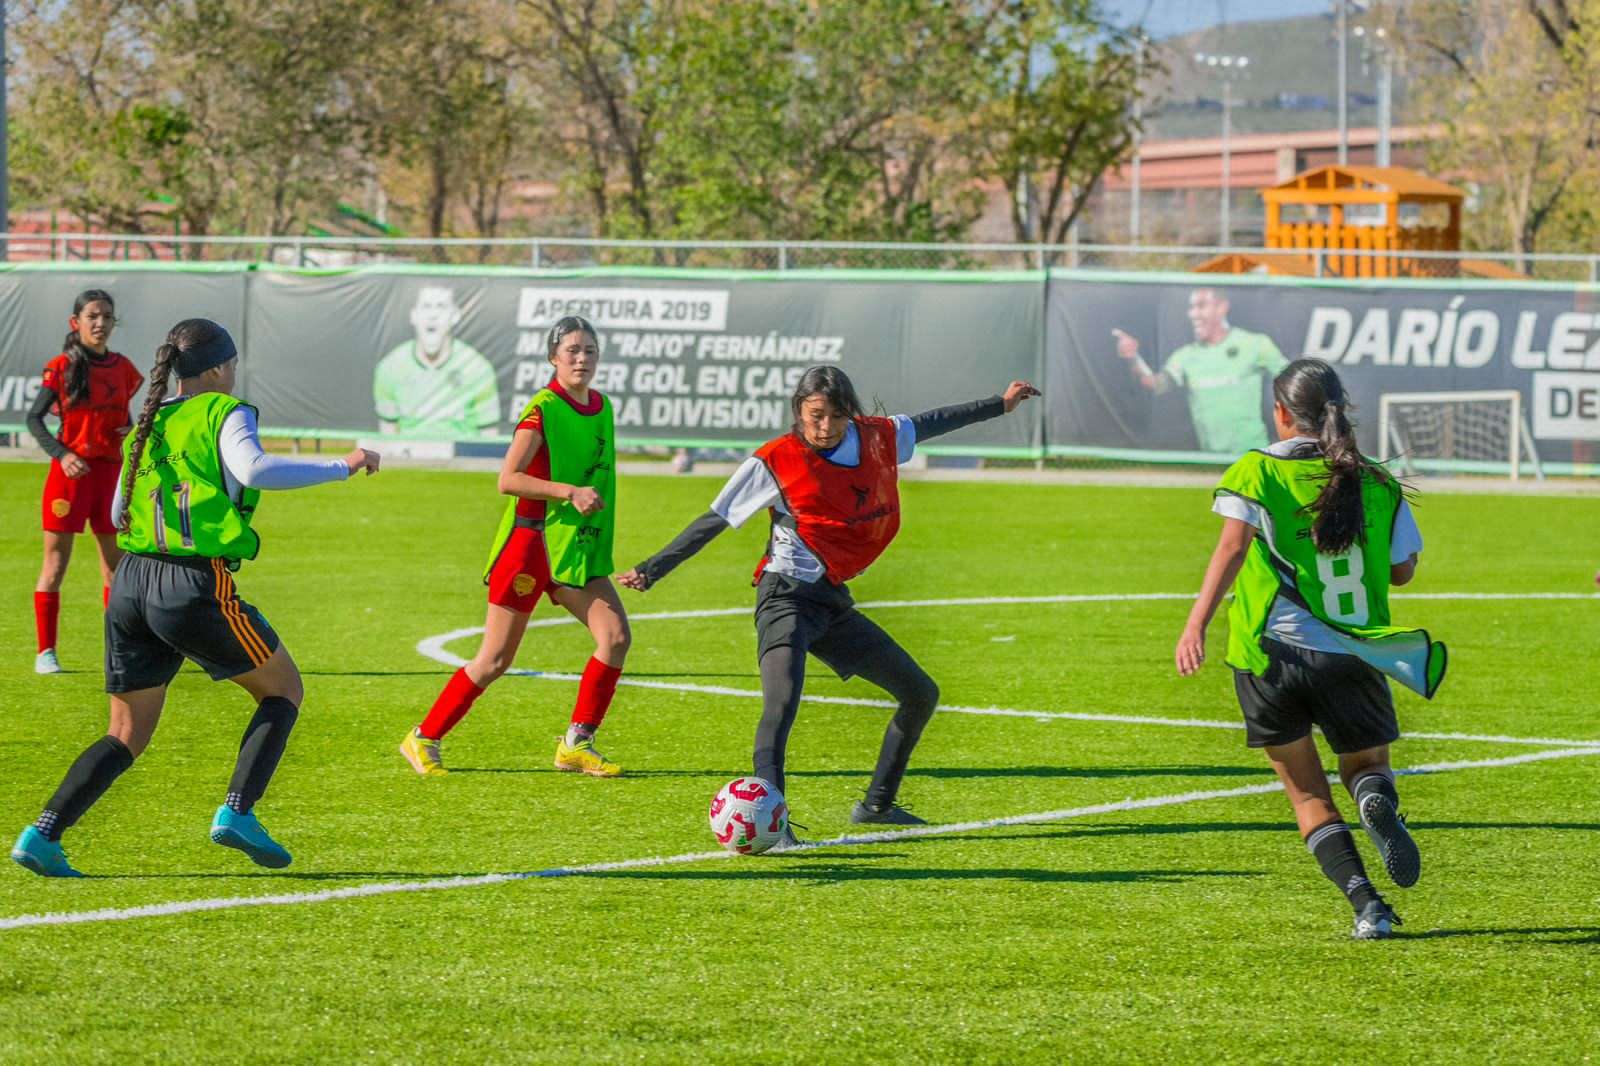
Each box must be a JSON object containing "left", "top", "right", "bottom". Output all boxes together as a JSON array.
[{"left": 6, "top": 0, "right": 1151, "bottom": 244}]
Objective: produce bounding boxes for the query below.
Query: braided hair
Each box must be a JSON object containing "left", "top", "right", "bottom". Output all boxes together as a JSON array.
[
  {"left": 117, "top": 319, "right": 230, "bottom": 530},
  {"left": 61, "top": 289, "right": 115, "bottom": 406},
  {"left": 1272, "top": 358, "right": 1398, "bottom": 556}
]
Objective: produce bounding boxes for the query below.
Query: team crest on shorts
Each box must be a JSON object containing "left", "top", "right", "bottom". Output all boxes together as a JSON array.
[
  {"left": 513, "top": 573, "right": 537, "bottom": 596},
  {"left": 50, "top": 498, "right": 71, "bottom": 518}
]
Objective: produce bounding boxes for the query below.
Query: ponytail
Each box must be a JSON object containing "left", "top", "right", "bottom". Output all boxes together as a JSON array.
[
  {"left": 117, "top": 317, "right": 237, "bottom": 531},
  {"left": 62, "top": 289, "right": 115, "bottom": 407},
  {"left": 1273, "top": 358, "right": 1400, "bottom": 556},
  {"left": 1309, "top": 397, "right": 1367, "bottom": 555},
  {"left": 118, "top": 342, "right": 179, "bottom": 530}
]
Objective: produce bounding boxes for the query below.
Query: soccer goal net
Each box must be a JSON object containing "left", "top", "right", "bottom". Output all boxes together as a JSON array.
[{"left": 1378, "top": 390, "right": 1544, "bottom": 481}]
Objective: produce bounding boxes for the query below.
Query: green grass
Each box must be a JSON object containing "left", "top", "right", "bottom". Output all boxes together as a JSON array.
[{"left": 1, "top": 460, "right": 1597, "bottom": 1064}]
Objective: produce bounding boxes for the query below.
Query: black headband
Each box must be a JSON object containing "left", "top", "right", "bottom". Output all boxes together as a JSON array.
[{"left": 175, "top": 327, "right": 238, "bottom": 378}]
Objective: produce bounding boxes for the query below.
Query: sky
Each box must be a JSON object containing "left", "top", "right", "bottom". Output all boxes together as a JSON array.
[{"left": 1101, "top": 0, "right": 1333, "bottom": 38}]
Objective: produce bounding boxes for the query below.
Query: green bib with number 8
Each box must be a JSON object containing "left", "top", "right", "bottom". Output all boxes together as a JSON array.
[
  {"left": 117, "top": 392, "right": 262, "bottom": 564},
  {"left": 1216, "top": 449, "right": 1446, "bottom": 698}
]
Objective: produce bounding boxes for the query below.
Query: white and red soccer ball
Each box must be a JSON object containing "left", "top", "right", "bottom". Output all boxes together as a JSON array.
[{"left": 708, "top": 776, "right": 788, "bottom": 854}]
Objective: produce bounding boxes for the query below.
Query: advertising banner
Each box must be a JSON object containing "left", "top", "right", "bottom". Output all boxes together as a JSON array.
[
  {"left": 1046, "top": 271, "right": 1600, "bottom": 469},
  {"left": 0, "top": 264, "right": 250, "bottom": 432},
  {"left": 244, "top": 267, "right": 1044, "bottom": 453}
]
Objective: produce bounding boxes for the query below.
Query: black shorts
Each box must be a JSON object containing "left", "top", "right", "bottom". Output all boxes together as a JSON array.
[
  {"left": 1233, "top": 638, "right": 1399, "bottom": 754},
  {"left": 753, "top": 571, "right": 902, "bottom": 680},
  {"left": 104, "top": 553, "right": 281, "bottom": 693}
]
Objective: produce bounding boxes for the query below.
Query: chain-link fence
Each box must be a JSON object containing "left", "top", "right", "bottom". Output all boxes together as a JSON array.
[{"left": 4, "top": 232, "right": 1598, "bottom": 281}]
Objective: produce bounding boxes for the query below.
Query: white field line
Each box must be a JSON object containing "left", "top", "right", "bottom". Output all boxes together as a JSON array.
[
  {"left": 4, "top": 746, "right": 1595, "bottom": 932},
  {"left": 413, "top": 593, "right": 1600, "bottom": 751}
]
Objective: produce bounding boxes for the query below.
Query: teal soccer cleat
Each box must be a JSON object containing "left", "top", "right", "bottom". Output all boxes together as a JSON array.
[
  {"left": 209, "top": 806, "right": 292, "bottom": 869},
  {"left": 10, "top": 826, "right": 85, "bottom": 878}
]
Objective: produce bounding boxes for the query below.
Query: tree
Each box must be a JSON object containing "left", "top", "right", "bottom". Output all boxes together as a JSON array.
[
  {"left": 976, "top": 0, "right": 1147, "bottom": 247},
  {"left": 1395, "top": 0, "right": 1600, "bottom": 261}
]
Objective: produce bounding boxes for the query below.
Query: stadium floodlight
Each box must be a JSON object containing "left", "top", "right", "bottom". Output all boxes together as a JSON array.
[
  {"left": 1194, "top": 51, "right": 1251, "bottom": 247},
  {"left": 1378, "top": 390, "right": 1545, "bottom": 482}
]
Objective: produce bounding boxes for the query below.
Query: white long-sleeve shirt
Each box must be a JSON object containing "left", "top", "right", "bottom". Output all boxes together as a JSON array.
[
  {"left": 711, "top": 416, "right": 917, "bottom": 583},
  {"left": 111, "top": 398, "right": 349, "bottom": 527}
]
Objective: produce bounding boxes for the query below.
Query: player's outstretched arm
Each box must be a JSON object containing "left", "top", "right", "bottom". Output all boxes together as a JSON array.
[
  {"left": 1175, "top": 517, "right": 1254, "bottom": 676},
  {"left": 222, "top": 407, "right": 369, "bottom": 490},
  {"left": 1112, "top": 329, "right": 1169, "bottom": 393},
  {"left": 910, "top": 380, "right": 1039, "bottom": 441},
  {"left": 617, "top": 510, "right": 730, "bottom": 591}
]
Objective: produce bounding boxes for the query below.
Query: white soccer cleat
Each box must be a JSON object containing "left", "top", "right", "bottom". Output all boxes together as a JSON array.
[{"left": 34, "top": 650, "right": 62, "bottom": 675}]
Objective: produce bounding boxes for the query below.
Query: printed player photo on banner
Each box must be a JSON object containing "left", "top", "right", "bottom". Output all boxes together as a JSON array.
[
  {"left": 372, "top": 285, "right": 501, "bottom": 438},
  {"left": 1112, "top": 286, "right": 1289, "bottom": 454}
]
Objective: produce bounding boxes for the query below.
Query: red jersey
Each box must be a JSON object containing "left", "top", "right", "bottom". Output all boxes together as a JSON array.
[
  {"left": 512, "top": 379, "right": 605, "bottom": 520},
  {"left": 753, "top": 416, "right": 902, "bottom": 585},
  {"left": 40, "top": 351, "right": 143, "bottom": 461}
]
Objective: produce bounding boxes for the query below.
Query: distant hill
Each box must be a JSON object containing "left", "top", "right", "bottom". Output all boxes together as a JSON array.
[{"left": 1141, "top": 13, "right": 1410, "bottom": 140}]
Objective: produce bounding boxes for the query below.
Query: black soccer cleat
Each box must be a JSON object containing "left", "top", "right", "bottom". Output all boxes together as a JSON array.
[
  {"left": 1351, "top": 898, "right": 1403, "bottom": 940},
  {"left": 850, "top": 801, "right": 927, "bottom": 826},
  {"left": 1358, "top": 791, "right": 1421, "bottom": 888}
]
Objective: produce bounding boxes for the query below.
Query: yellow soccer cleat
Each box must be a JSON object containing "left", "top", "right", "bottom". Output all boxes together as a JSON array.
[
  {"left": 554, "top": 736, "right": 622, "bottom": 778},
  {"left": 400, "top": 729, "right": 448, "bottom": 776}
]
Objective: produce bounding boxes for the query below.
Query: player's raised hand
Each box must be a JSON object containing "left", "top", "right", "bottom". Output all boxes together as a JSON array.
[
  {"left": 1002, "top": 381, "right": 1040, "bottom": 412},
  {"left": 344, "top": 447, "right": 381, "bottom": 476},
  {"left": 1174, "top": 625, "right": 1207, "bottom": 676},
  {"left": 1112, "top": 328, "right": 1139, "bottom": 360},
  {"left": 616, "top": 567, "right": 651, "bottom": 591},
  {"left": 568, "top": 485, "right": 604, "bottom": 515}
]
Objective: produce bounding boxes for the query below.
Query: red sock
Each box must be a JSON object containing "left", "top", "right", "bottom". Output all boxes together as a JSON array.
[
  {"left": 418, "top": 668, "right": 485, "bottom": 740},
  {"left": 571, "top": 657, "right": 623, "bottom": 730},
  {"left": 102, "top": 585, "right": 110, "bottom": 609},
  {"left": 34, "top": 592, "right": 60, "bottom": 653}
]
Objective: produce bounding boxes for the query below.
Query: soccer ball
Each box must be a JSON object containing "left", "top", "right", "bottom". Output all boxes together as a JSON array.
[{"left": 708, "top": 776, "right": 788, "bottom": 854}]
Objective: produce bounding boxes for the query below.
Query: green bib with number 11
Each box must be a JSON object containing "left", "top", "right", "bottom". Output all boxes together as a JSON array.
[
  {"left": 1216, "top": 449, "right": 1446, "bottom": 698},
  {"left": 117, "top": 393, "right": 262, "bottom": 563}
]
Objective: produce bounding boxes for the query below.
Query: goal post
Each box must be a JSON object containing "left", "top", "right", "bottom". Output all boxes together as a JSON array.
[{"left": 1377, "top": 390, "right": 1545, "bottom": 482}]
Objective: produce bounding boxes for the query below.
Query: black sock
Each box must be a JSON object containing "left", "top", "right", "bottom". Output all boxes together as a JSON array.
[
  {"left": 226, "top": 697, "right": 299, "bottom": 814},
  {"left": 1305, "top": 819, "right": 1379, "bottom": 910},
  {"left": 1351, "top": 770, "right": 1399, "bottom": 811},
  {"left": 38, "top": 736, "right": 135, "bottom": 841}
]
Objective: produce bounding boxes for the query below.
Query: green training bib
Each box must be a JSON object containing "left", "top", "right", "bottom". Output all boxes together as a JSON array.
[
  {"left": 484, "top": 388, "right": 616, "bottom": 587},
  {"left": 1216, "top": 449, "right": 1446, "bottom": 698},
  {"left": 117, "top": 393, "right": 262, "bottom": 564}
]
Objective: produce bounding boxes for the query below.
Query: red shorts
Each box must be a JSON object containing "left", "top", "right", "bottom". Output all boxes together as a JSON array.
[
  {"left": 486, "top": 526, "right": 555, "bottom": 614},
  {"left": 42, "top": 457, "right": 122, "bottom": 535}
]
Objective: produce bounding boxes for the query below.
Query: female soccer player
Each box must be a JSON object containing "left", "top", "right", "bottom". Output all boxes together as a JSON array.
[
  {"left": 25, "top": 290, "right": 143, "bottom": 674},
  {"left": 1174, "top": 358, "right": 1447, "bottom": 940},
  {"left": 399, "top": 315, "right": 631, "bottom": 778},
  {"left": 618, "top": 367, "right": 1038, "bottom": 832},
  {"left": 10, "top": 319, "right": 380, "bottom": 877}
]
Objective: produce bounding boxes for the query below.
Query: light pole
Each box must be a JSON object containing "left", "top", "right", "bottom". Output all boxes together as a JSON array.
[
  {"left": 1353, "top": 21, "right": 1393, "bottom": 166},
  {"left": 1335, "top": 0, "right": 1349, "bottom": 164},
  {"left": 1130, "top": 35, "right": 1144, "bottom": 245},
  {"left": 1196, "top": 51, "right": 1250, "bottom": 247},
  {"left": 2, "top": 0, "right": 9, "bottom": 262}
]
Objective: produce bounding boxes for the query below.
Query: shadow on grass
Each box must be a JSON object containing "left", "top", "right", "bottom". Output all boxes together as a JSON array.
[
  {"left": 448, "top": 764, "right": 1270, "bottom": 780},
  {"left": 85, "top": 870, "right": 493, "bottom": 881},
  {"left": 1400, "top": 926, "right": 1600, "bottom": 944},
  {"left": 970, "top": 819, "right": 1600, "bottom": 844},
  {"left": 573, "top": 865, "right": 1262, "bottom": 886}
]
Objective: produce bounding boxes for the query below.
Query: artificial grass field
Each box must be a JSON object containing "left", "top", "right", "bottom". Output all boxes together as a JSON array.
[{"left": 1, "top": 459, "right": 1597, "bottom": 1064}]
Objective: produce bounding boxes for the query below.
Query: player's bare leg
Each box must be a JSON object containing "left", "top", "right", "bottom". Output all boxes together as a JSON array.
[
  {"left": 1264, "top": 736, "right": 1398, "bottom": 938},
  {"left": 550, "top": 578, "right": 630, "bottom": 776}
]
